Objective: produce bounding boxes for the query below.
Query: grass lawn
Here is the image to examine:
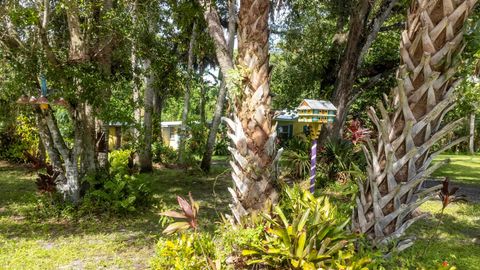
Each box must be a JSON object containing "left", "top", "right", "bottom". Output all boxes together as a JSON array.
[
  {"left": 392, "top": 201, "right": 480, "bottom": 269},
  {"left": 432, "top": 154, "right": 480, "bottom": 184},
  {"left": 0, "top": 161, "right": 232, "bottom": 270},
  {"left": 0, "top": 155, "right": 479, "bottom": 269}
]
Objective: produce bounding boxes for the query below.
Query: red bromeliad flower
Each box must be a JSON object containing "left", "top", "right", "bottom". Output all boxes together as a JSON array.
[
  {"left": 442, "top": 261, "right": 448, "bottom": 267},
  {"left": 346, "top": 119, "right": 370, "bottom": 145}
]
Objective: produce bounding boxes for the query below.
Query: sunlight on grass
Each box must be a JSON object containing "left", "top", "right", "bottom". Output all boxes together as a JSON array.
[
  {"left": 432, "top": 154, "right": 480, "bottom": 184},
  {"left": 391, "top": 201, "right": 480, "bottom": 270},
  {"left": 0, "top": 162, "right": 232, "bottom": 269}
]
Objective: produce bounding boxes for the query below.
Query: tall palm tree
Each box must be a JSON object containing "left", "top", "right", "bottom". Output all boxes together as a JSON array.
[
  {"left": 353, "top": 0, "right": 477, "bottom": 249},
  {"left": 223, "top": 0, "right": 282, "bottom": 222}
]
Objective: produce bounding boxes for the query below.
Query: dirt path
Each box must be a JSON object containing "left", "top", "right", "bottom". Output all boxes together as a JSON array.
[{"left": 423, "top": 179, "right": 480, "bottom": 203}]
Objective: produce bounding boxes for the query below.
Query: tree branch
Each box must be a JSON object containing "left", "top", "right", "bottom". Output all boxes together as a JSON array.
[
  {"left": 37, "top": 0, "right": 60, "bottom": 66},
  {"left": 198, "top": 0, "right": 234, "bottom": 77},
  {"left": 64, "top": 0, "right": 88, "bottom": 62},
  {"left": 358, "top": 0, "right": 400, "bottom": 67}
]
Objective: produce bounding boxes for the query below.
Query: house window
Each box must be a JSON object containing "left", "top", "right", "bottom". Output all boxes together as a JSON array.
[
  {"left": 313, "top": 109, "right": 319, "bottom": 114},
  {"left": 277, "top": 124, "right": 293, "bottom": 144}
]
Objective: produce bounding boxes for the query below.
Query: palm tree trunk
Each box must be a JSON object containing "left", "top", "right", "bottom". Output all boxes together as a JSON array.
[
  {"left": 225, "top": 0, "right": 282, "bottom": 222},
  {"left": 353, "top": 0, "right": 477, "bottom": 249}
]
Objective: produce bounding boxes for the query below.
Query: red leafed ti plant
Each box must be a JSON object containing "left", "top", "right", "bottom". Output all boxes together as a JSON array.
[
  {"left": 35, "top": 165, "right": 59, "bottom": 194},
  {"left": 422, "top": 178, "right": 466, "bottom": 257},
  {"left": 160, "top": 192, "right": 199, "bottom": 235},
  {"left": 439, "top": 177, "right": 466, "bottom": 210}
]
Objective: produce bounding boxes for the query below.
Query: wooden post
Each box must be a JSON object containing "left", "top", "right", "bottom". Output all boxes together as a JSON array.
[{"left": 310, "top": 138, "right": 317, "bottom": 193}]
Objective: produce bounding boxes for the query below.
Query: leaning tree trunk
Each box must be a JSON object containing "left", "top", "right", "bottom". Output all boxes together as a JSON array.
[
  {"left": 224, "top": 0, "right": 282, "bottom": 222},
  {"left": 353, "top": 0, "right": 477, "bottom": 249},
  {"left": 200, "top": 0, "right": 236, "bottom": 173}
]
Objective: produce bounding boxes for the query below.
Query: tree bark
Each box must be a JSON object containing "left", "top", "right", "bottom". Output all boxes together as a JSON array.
[
  {"left": 353, "top": 0, "right": 477, "bottom": 248},
  {"left": 131, "top": 0, "right": 142, "bottom": 143},
  {"left": 36, "top": 110, "right": 66, "bottom": 188},
  {"left": 199, "top": 64, "right": 207, "bottom": 128},
  {"left": 225, "top": 0, "right": 282, "bottom": 222},
  {"left": 178, "top": 22, "right": 197, "bottom": 165},
  {"left": 200, "top": 0, "right": 236, "bottom": 172},
  {"left": 470, "top": 113, "right": 476, "bottom": 154},
  {"left": 96, "top": 0, "right": 113, "bottom": 171},
  {"left": 321, "top": 0, "right": 400, "bottom": 142},
  {"left": 43, "top": 109, "right": 80, "bottom": 203},
  {"left": 139, "top": 59, "right": 154, "bottom": 172}
]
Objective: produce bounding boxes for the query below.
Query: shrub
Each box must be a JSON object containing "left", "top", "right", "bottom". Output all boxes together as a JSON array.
[
  {"left": 281, "top": 136, "right": 311, "bottom": 180},
  {"left": 151, "top": 233, "right": 215, "bottom": 270},
  {"left": 317, "top": 138, "right": 366, "bottom": 186},
  {"left": 152, "top": 142, "right": 177, "bottom": 164},
  {"left": 0, "top": 115, "right": 39, "bottom": 163},
  {"left": 214, "top": 126, "right": 229, "bottom": 156},
  {"left": 281, "top": 150, "right": 310, "bottom": 180},
  {"left": 80, "top": 150, "right": 152, "bottom": 214}
]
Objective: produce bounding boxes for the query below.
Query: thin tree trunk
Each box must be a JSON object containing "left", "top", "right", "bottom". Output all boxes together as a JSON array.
[
  {"left": 178, "top": 22, "right": 197, "bottom": 165},
  {"left": 131, "top": 0, "right": 141, "bottom": 144},
  {"left": 36, "top": 110, "right": 67, "bottom": 188},
  {"left": 139, "top": 59, "right": 154, "bottom": 172},
  {"left": 96, "top": 0, "right": 113, "bottom": 171},
  {"left": 470, "top": 113, "right": 476, "bottom": 154},
  {"left": 199, "top": 64, "right": 207, "bottom": 128},
  {"left": 200, "top": 0, "right": 236, "bottom": 172}
]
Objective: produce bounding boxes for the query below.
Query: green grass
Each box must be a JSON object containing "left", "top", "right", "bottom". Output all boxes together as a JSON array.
[
  {"left": 0, "top": 161, "right": 231, "bottom": 270},
  {"left": 0, "top": 155, "right": 479, "bottom": 269},
  {"left": 390, "top": 201, "right": 480, "bottom": 270},
  {"left": 433, "top": 154, "right": 480, "bottom": 184}
]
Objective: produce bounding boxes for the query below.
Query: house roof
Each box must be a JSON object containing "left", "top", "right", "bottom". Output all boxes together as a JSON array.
[
  {"left": 161, "top": 121, "right": 182, "bottom": 127},
  {"left": 273, "top": 110, "right": 298, "bottom": 121},
  {"left": 298, "top": 99, "right": 337, "bottom": 111}
]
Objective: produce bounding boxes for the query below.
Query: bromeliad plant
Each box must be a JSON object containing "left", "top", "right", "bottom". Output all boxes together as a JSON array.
[
  {"left": 242, "top": 186, "right": 361, "bottom": 270},
  {"left": 161, "top": 192, "right": 200, "bottom": 235}
]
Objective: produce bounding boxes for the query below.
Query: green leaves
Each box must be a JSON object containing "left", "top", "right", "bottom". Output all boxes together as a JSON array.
[{"left": 242, "top": 185, "right": 355, "bottom": 269}]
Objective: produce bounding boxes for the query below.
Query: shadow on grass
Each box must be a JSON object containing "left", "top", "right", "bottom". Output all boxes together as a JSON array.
[
  {"left": 0, "top": 162, "right": 233, "bottom": 246},
  {"left": 432, "top": 161, "right": 480, "bottom": 185},
  {"left": 392, "top": 203, "right": 480, "bottom": 270}
]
